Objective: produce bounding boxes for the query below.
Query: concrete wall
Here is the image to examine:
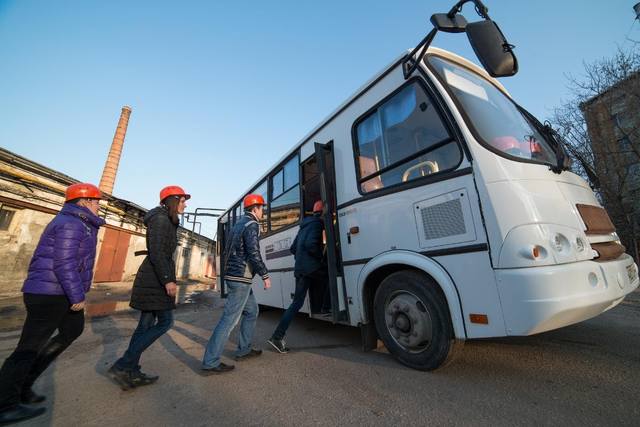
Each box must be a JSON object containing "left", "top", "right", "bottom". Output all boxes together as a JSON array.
[
  {"left": 175, "top": 231, "right": 216, "bottom": 280},
  {"left": 122, "top": 233, "right": 147, "bottom": 281},
  {"left": 0, "top": 207, "right": 55, "bottom": 298}
]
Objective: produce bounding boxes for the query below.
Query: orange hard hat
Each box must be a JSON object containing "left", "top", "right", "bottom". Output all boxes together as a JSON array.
[
  {"left": 160, "top": 185, "right": 191, "bottom": 203},
  {"left": 65, "top": 183, "right": 101, "bottom": 202},
  {"left": 243, "top": 194, "right": 266, "bottom": 209},
  {"left": 492, "top": 136, "right": 520, "bottom": 152},
  {"left": 313, "top": 200, "right": 324, "bottom": 213}
]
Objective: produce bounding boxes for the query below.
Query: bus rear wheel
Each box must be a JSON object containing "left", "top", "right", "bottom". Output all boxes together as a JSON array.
[{"left": 374, "top": 270, "right": 455, "bottom": 370}]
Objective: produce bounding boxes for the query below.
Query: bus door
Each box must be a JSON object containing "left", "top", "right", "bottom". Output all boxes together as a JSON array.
[
  {"left": 314, "top": 141, "right": 349, "bottom": 323},
  {"left": 217, "top": 214, "right": 231, "bottom": 298}
]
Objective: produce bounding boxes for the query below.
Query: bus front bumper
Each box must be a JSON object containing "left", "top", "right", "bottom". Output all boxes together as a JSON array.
[{"left": 495, "top": 254, "right": 639, "bottom": 336}]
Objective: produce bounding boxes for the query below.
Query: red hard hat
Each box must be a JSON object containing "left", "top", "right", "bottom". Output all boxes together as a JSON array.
[
  {"left": 65, "top": 183, "right": 101, "bottom": 202},
  {"left": 160, "top": 185, "right": 191, "bottom": 203},
  {"left": 313, "top": 200, "right": 324, "bottom": 213},
  {"left": 243, "top": 194, "right": 266, "bottom": 209}
]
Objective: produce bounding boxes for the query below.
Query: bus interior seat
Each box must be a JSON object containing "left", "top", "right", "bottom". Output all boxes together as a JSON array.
[{"left": 358, "top": 156, "right": 384, "bottom": 192}]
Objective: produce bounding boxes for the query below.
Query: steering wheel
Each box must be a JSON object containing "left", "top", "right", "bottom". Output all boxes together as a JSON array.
[{"left": 402, "top": 160, "right": 439, "bottom": 182}]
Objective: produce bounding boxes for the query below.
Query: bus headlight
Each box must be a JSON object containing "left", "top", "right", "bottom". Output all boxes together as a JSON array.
[
  {"left": 551, "top": 233, "right": 570, "bottom": 253},
  {"left": 499, "top": 224, "right": 588, "bottom": 268}
]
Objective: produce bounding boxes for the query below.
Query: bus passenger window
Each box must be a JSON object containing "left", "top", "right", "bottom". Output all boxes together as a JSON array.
[
  {"left": 250, "top": 180, "right": 269, "bottom": 234},
  {"left": 270, "top": 155, "right": 301, "bottom": 231},
  {"left": 354, "top": 82, "right": 462, "bottom": 193}
]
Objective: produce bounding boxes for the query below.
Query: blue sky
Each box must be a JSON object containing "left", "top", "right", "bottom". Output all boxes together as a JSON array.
[{"left": 1, "top": 0, "right": 638, "bottom": 237}]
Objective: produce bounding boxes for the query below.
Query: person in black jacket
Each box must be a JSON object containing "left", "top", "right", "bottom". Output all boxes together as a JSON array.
[
  {"left": 108, "top": 185, "right": 189, "bottom": 390},
  {"left": 202, "top": 194, "right": 271, "bottom": 374},
  {"left": 267, "top": 200, "right": 327, "bottom": 353}
]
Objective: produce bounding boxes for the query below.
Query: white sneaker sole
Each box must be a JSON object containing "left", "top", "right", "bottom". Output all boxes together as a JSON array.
[{"left": 267, "top": 339, "right": 289, "bottom": 354}]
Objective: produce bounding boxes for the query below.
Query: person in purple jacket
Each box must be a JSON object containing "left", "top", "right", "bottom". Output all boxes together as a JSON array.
[{"left": 0, "top": 183, "right": 105, "bottom": 425}]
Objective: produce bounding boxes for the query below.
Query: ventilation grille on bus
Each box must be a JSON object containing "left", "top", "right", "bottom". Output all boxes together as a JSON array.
[{"left": 420, "top": 198, "right": 466, "bottom": 240}]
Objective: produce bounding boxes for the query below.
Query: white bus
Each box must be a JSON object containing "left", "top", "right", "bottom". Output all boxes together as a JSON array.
[{"left": 216, "top": 0, "right": 639, "bottom": 370}]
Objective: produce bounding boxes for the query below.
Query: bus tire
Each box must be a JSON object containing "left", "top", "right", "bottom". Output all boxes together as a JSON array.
[{"left": 373, "top": 270, "right": 455, "bottom": 371}]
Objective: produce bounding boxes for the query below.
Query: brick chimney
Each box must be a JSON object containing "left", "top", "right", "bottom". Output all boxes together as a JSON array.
[{"left": 99, "top": 106, "right": 132, "bottom": 195}]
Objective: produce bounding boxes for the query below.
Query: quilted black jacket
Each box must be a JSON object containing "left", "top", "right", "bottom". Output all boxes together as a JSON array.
[{"left": 130, "top": 206, "right": 178, "bottom": 311}]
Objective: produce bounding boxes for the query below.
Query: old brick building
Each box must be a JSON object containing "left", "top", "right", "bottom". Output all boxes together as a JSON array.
[
  {"left": 0, "top": 146, "right": 215, "bottom": 298},
  {"left": 581, "top": 72, "right": 640, "bottom": 260}
]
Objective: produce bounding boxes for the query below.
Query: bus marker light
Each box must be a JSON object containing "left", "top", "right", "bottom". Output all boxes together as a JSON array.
[
  {"left": 470, "top": 314, "right": 488, "bottom": 324},
  {"left": 530, "top": 245, "right": 547, "bottom": 260},
  {"left": 532, "top": 246, "right": 540, "bottom": 258}
]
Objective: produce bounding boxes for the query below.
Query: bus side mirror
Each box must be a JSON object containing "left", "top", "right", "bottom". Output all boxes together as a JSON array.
[
  {"left": 430, "top": 13, "right": 467, "bottom": 33},
  {"left": 466, "top": 20, "right": 518, "bottom": 77}
]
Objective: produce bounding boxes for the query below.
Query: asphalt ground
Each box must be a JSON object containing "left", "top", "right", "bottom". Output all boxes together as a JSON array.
[{"left": 0, "top": 289, "right": 638, "bottom": 427}]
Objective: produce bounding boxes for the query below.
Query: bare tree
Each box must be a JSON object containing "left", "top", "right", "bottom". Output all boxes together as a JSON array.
[{"left": 549, "top": 45, "right": 640, "bottom": 261}]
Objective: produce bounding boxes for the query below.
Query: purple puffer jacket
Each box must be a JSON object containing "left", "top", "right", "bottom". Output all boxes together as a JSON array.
[{"left": 22, "top": 203, "right": 106, "bottom": 304}]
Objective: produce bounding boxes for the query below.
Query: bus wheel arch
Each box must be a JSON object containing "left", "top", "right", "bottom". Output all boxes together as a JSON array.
[
  {"left": 358, "top": 252, "right": 466, "bottom": 369},
  {"left": 358, "top": 251, "right": 466, "bottom": 339}
]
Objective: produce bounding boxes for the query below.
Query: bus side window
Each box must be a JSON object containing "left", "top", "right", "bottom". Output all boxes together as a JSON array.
[
  {"left": 250, "top": 180, "right": 269, "bottom": 234},
  {"left": 354, "top": 81, "right": 462, "bottom": 193},
  {"left": 270, "top": 155, "right": 301, "bottom": 231}
]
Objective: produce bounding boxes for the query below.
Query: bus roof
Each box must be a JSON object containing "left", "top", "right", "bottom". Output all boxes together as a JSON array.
[{"left": 224, "top": 47, "right": 510, "bottom": 214}]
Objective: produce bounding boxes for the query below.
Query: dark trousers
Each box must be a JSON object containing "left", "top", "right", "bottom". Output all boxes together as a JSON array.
[
  {"left": 114, "top": 310, "right": 174, "bottom": 372},
  {"left": 0, "top": 293, "right": 84, "bottom": 411},
  {"left": 272, "top": 270, "right": 328, "bottom": 340}
]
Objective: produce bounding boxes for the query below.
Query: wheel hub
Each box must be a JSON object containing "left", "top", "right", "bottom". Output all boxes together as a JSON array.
[{"left": 384, "top": 291, "right": 432, "bottom": 353}]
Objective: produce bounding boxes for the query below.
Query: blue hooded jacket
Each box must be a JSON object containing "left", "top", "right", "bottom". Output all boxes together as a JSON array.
[
  {"left": 22, "top": 202, "right": 105, "bottom": 304},
  {"left": 290, "top": 215, "right": 324, "bottom": 276}
]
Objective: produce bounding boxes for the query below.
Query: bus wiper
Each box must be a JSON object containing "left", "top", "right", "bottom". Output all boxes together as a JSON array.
[{"left": 541, "top": 121, "right": 570, "bottom": 174}]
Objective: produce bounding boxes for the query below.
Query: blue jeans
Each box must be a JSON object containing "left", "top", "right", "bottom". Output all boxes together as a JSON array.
[
  {"left": 272, "top": 274, "right": 314, "bottom": 341},
  {"left": 115, "top": 310, "right": 174, "bottom": 371},
  {"left": 202, "top": 280, "right": 258, "bottom": 368}
]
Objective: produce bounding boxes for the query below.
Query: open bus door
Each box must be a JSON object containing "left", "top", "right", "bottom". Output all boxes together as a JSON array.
[
  {"left": 217, "top": 214, "right": 230, "bottom": 298},
  {"left": 314, "top": 142, "right": 349, "bottom": 323}
]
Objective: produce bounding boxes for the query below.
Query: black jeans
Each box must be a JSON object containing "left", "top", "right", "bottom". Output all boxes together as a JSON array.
[
  {"left": 272, "top": 270, "right": 328, "bottom": 340},
  {"left": 0, "top": 293, "right": 84, "bottom": 411},
  {"left": 114, "top": 310, "right": 174, "bottom": 372}
]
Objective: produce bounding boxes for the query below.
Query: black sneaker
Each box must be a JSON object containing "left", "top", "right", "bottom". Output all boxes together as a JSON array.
[
  {"left": 267, "top": 338, "right": 289, "bottom": 354},
  {"left": 20, "top": 388, "right": 46, "bottom": 404},
  {"left": 234, "top": 348, "right": 263, "bottom": 361},
  {"left": 107, "top": 364, "right": 135, "bottom": 391},
  {"left": 129, "top": 368, "right": 159, "bottom": 387},
  {"left": 0, "top": 404, "right": 46, "bottom": 425},
  {"left": 201, "top": 362, "right": 235, "bottom": 375}
]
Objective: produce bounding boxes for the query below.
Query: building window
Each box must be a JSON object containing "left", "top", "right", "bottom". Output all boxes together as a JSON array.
[
  {"left": 270, "top": 155, "right": 301, "bottom": 231},
  {"left": 619, "top": 136, "right": 632, "bottom": 152},
  {"left": 0, "top": 207, "right": 16, "bottom": 231},
  {"left": 626, "top": 163, "right": 640, "bottom": 191},
  {"left": 354, "top": 81, "right": 461, "bottom": 193}
]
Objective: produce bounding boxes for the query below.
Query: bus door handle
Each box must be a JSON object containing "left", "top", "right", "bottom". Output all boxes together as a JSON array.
[{"left": 347, "top": 226, "right": 360, "bottom": 244}]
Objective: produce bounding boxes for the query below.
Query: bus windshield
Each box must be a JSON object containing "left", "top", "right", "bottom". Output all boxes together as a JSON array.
[{"left": 427, "top": 55, "right": 557, "bottom": 165}]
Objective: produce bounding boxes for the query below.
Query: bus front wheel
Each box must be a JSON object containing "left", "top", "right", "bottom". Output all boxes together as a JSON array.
[{"left": 374, "top": 270, "right": 455, "bottom": 370}]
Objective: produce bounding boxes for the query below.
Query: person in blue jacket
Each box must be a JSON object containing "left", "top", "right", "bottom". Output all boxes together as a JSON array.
[
  {"left": 202, "top": 193, "right": 271, "bottom": 374},
  {"left": 0, "top": 183, "right": 105, "bottom": 425}
]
